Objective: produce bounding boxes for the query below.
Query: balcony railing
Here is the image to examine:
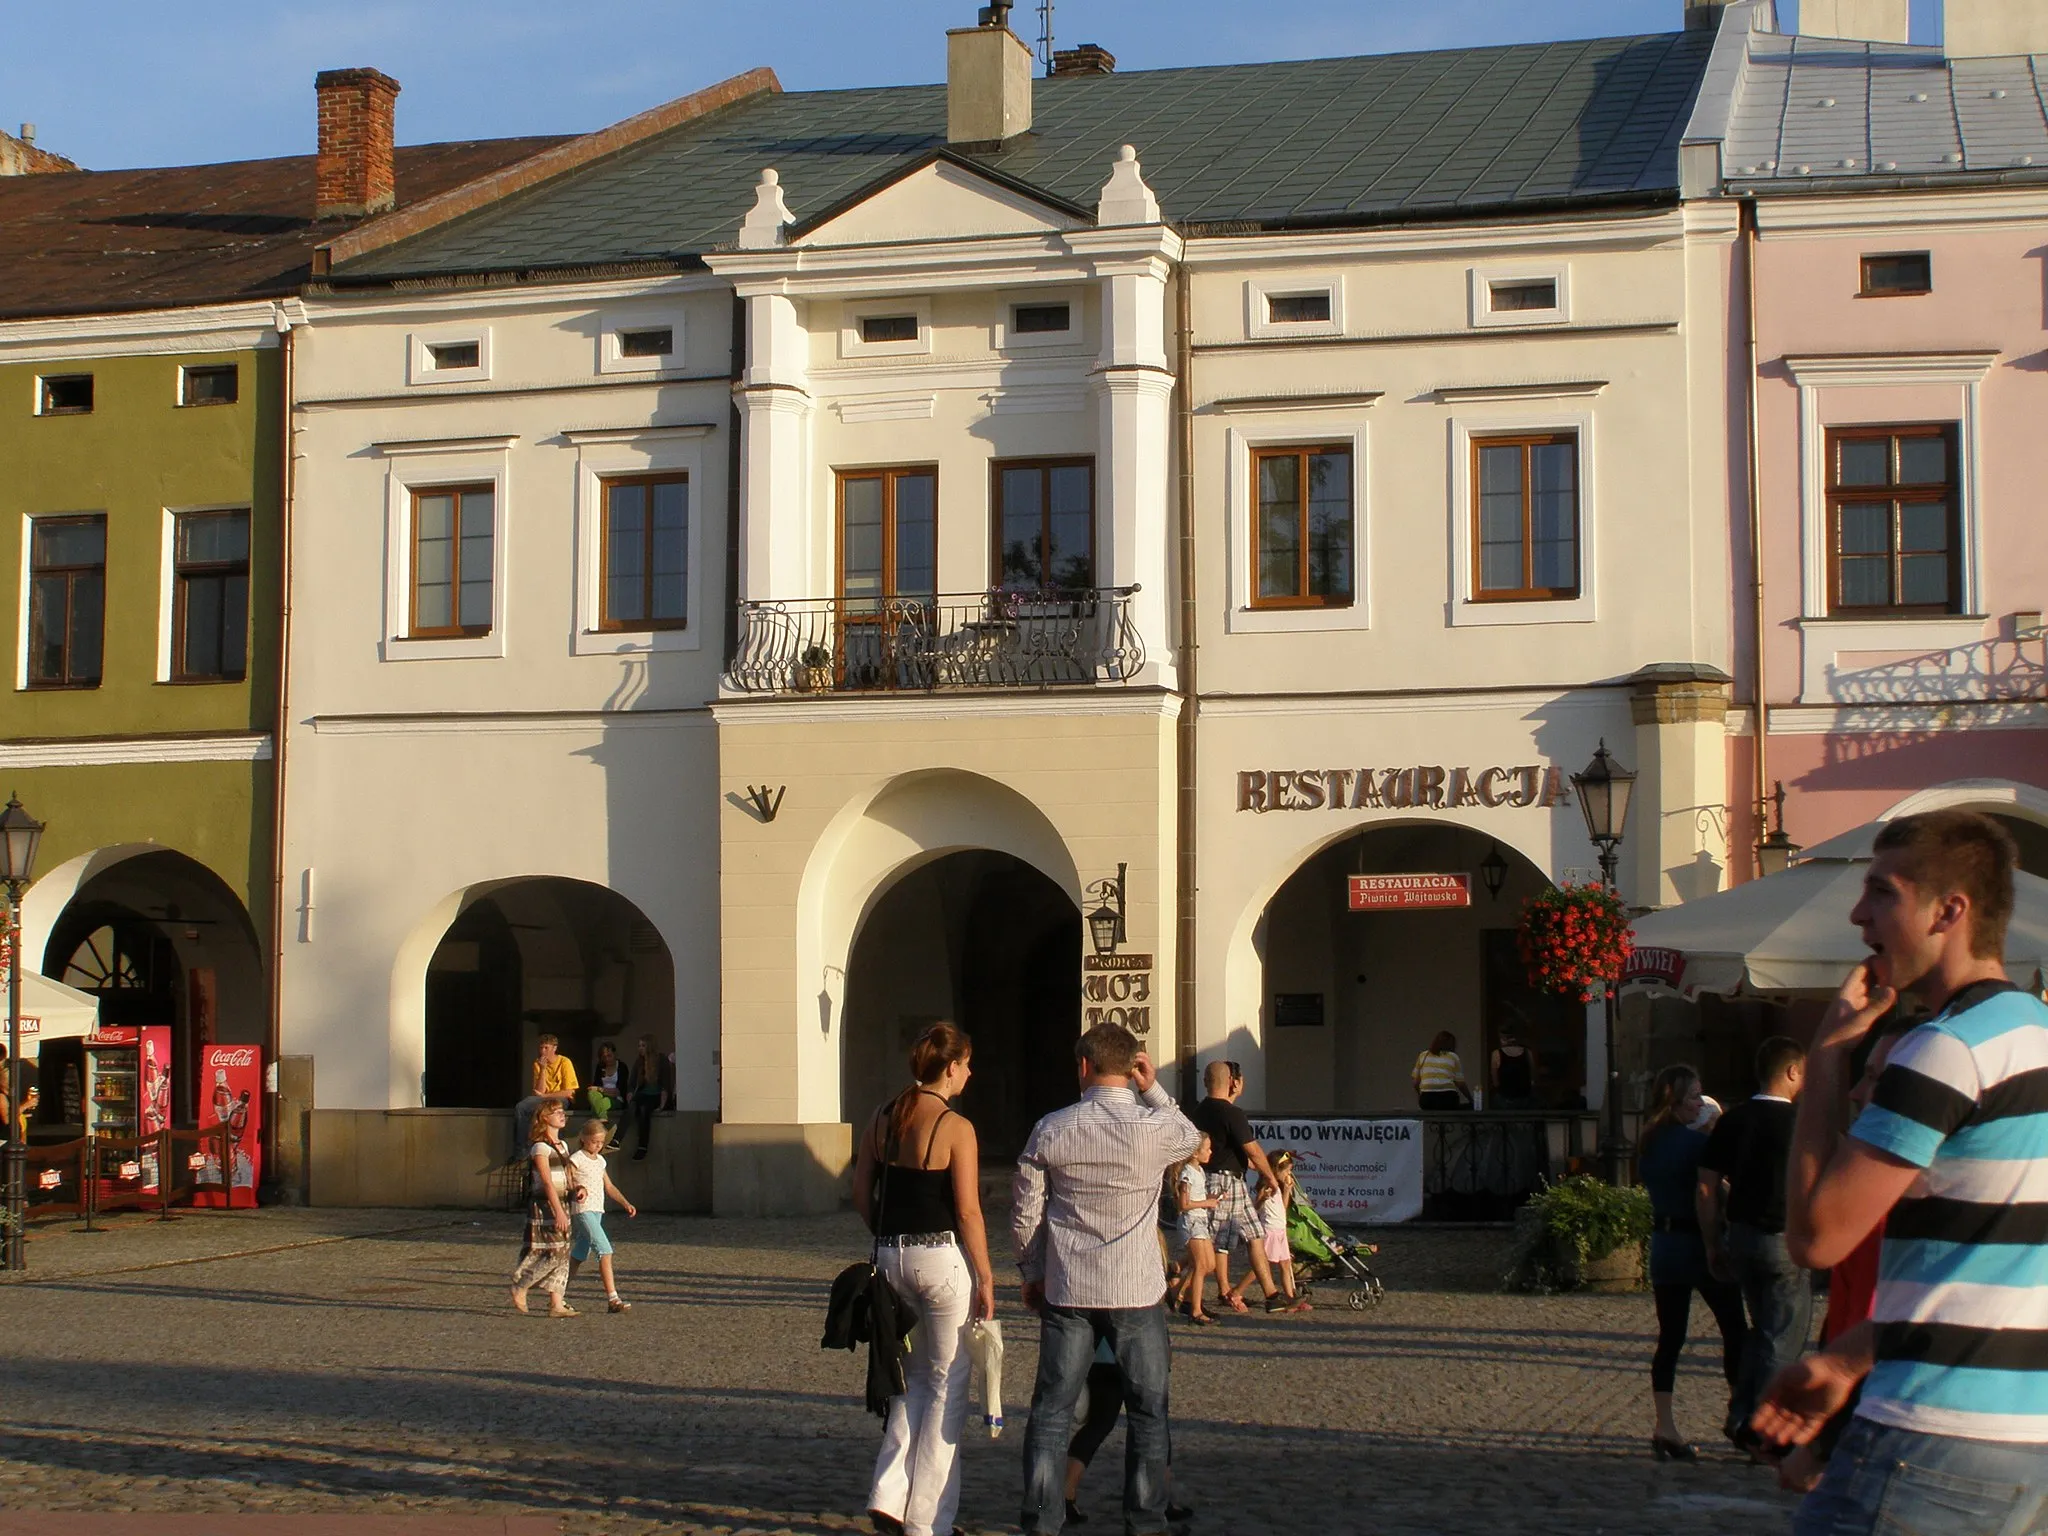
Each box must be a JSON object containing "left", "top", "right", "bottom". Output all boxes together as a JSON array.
[{"left": 725, "top": 587, "right": 1144, "bottom": 695}]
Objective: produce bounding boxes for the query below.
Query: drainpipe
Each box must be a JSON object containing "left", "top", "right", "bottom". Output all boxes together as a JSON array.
[
  {"left": 1173, "top": 264, "right": 1198, "bottom": 1096},
  {"left": 263, "top": 310, "right": 297, "bottom": 1200},
  {"left": 1741, "top": 199, "right": 1768, "bottom": 879}
]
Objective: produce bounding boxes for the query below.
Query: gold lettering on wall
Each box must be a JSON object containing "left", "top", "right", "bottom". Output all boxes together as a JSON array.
[{"left": 1236, "top": 760, "right": 1570, "bottom": 813}]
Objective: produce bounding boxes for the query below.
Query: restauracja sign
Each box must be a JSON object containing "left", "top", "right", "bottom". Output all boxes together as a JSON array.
[{"left": 1237, "top": 763, "right": 1571, "bottom": 813}]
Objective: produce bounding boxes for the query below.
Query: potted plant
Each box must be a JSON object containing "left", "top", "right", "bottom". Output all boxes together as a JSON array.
[
  {"left": 1504, "top": 1174, "right": 1651, "bottom": 1292},
  {"left": 794, "top": 643, "right": 834, "bottom": 693},
  {"left": 1515, "top": 883, "right": 1634, "bottom": 1002}
]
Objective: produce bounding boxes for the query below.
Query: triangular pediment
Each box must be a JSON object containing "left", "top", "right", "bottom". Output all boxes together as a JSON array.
[{"left": 794, "top": 155, "right": 1088, "bottom": 247}]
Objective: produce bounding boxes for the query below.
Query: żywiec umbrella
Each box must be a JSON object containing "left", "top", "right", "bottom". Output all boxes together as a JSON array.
[{"left": 1622, "top": 820, "right": 2048, "bottom": 999}]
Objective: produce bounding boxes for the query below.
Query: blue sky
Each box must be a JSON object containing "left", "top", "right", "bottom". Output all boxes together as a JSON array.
[{"left": 3, "top": 0, "right": 1941, "bottom": 171}]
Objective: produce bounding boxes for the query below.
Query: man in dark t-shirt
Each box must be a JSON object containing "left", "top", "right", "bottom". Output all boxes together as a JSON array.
[
  {"left": 1698, "top": 1035, "right": 1808, "bottom": 1452},
  {"left": 1190, "top": 1061, "right": 1305, "bottom": 1312}
]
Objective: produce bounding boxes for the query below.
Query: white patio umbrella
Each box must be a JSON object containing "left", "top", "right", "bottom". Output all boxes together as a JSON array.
[
  {"left": 10, "top": 969, "right": 101, "bottom": 1059},
  {"left": 1623, "top": 820, "right": 2048, "bottom": 998}
]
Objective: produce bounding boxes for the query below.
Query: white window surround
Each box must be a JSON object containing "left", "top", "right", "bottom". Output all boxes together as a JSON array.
[
  {"left": 1784, "top": 353, "right": 1995, "bottom": 638},
  {"left": 375, "top": 436, "right": 515, "bottom": 661},
  {"left": 1795, "top": 614, "right": 1993, "bottom": 702},
  {"left": 1468, "top": 264, "right": 1571, "bottom": 328},
  {"left": 1447, "top": 409, "right": 1598, "bottom": 628},
  {"left": 1224, "top": 421, "right": 1369, "bottom": 633},
  {"left": 839, "top": 297, "right": 933, "bottom": 360},
  {"left": 994, "top": 288, "right": 1084, "bottom": 351},
  {"left": 565, "top": 424, "right": 711, "bottom": 656},
  {"left": 597, "top": 308, "right": 687, "bottom": 376},
  {"left": 406, "top": 327, "right": 494, "bottom": 386},
  {"left": 174, "top": 363, "right": 238, "bottom": 407},
  {"left": 1244, "top": 276, "right": 1345, "bottom": 340},
  {"left": 154, "top": 503, "right": 251, "bottom": 683}
]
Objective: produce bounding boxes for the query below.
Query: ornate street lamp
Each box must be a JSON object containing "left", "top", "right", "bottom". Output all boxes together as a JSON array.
[
  {"left": 1570, "top": 745, "right": 1636, "bottom": 1187},
  {"left": 1478, "top": 843, "right": 1510, "bottom": 902},
  {"left": 0, "top": 793, "right": 45, "bottom": 1272},
  {"left": 1757, "top": 781, "right": 1802, "bottom": 877},
  {"left": 1085, "top": 863, "right": 1127, "bottom": 958}
]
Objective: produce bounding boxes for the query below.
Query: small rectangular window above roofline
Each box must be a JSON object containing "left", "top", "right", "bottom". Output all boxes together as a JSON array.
[
  {"left": 1469, "top": 264, "right": 1570, "bottom": 328},
  {"left": 1245, "top": 276, "right": 1344, "bottom": 340}
]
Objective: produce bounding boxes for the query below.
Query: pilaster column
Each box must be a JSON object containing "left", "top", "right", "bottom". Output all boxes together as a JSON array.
[
  {"left": 1090, "top": 258, "right": 1175, "bottom": 687},
  {"left": 1627, "top": 663, "right": 1734, "bottom": 906},
  {"left": 736, "top": 287, "right": 812, "bottom": 604}
]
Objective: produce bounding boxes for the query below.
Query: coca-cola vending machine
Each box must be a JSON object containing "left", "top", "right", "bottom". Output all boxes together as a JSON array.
[
  {"left": 192, "top": 1044, "right": 262, "bottom": 1208},
  {"left": 85, "top": 1025, "right": 173, "bottom": 1193}
]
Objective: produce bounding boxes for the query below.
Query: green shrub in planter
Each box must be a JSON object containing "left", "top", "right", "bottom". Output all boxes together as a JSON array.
[{"left": 1503, "top": 1175, "right": 1652, "bottom": 1293}]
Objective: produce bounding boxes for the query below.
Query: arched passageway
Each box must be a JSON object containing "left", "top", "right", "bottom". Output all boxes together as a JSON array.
[
  {"left": 40, "top": 848, "right": 263, "bottom": 1134},
  {"left": 841, "top": 850, "right": 1081, "bottom": 1162},
  {"left": 1257, "top": 824, "right": 1570, "bottom": 1114},
  {"left": 421, "top": 878, "right": 675, "bottom": 1110}
]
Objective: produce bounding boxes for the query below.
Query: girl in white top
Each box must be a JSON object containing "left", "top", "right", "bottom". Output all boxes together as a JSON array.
[{"left": 1168, "top": 1135, "right": 1219, "bottom": 1325}]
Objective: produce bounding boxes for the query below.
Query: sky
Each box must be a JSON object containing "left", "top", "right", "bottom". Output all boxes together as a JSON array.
[{"left": 1, "top": 0, "right": 1944, "bottom": 172}]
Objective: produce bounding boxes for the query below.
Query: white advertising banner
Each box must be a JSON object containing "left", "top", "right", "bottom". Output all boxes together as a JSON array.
[{"left": 1249, "top": 1118, "right": 1425, "bottom": 1225}]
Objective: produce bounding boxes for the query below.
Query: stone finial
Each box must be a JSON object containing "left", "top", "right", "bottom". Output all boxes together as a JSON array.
[
  {"left": 738, "top": 167, "right": 793, "bottom": 249},
  {"left": 1096, "top": 144, "right": 1159, "bottom": 227}
]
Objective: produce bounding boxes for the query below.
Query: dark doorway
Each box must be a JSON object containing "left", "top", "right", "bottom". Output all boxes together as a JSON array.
[
  {"left": 424, "top": 898, "right": 522, "bottom": 1109},
  {"left": 48, "top": 904, "right": 184, "bottom": 1118},
  {"left": 842, "top": 850, "right": 1081, "bottom": 1162},
  {"left": 1480, "top": 929, "right": 1584, "bottom": 1110}
]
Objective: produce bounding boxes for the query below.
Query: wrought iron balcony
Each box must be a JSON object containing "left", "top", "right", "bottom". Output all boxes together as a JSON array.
[{"left": 725, "top": 587, "right": 1144, "bottom": 695}]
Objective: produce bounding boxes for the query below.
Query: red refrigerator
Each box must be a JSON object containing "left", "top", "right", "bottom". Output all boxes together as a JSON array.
[
  {"left": 192, "top": 1044, "right": 261, "bottom": 1208},
  {"left": 85, "top": 1025, "right": 172, "bottom": 1194}
]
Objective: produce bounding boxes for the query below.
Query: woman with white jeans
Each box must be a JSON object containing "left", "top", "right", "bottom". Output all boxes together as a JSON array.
[{"left": 851, "top": 1024, "right": 998, "bottom": 1536}]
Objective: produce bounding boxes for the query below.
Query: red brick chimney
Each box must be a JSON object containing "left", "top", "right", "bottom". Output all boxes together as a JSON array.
[
  {"left": 315, "top": 68, "right": 400, "bottom": 220},
  {"left": 1050, "top": 43, "right": 1116, "bottom": 76}
]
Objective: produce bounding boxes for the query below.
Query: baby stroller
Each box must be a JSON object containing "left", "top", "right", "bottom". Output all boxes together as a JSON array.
[{"left": 1287, "top": 1192, "right": 1386, "bottom": 1310}]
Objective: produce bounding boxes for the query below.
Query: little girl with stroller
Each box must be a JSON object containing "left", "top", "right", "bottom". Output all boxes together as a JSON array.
[
  {"left": 1169, "top": 1134, "right": 1220, "bottom": 1324},
  {"left": 1257, "top": 1151, "right": 1309, "bottom": 1312}
]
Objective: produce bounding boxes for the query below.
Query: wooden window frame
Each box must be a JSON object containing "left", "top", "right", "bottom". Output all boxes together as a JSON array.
[
  {"left": 597, "top": 472, "right": 689, "bottom": 632},
  {"left": 990, "top": 456, "right": 1096, "bottom": 594},
  {"left": 1470, "top": 431, "right": 1581, "bottom": 603},
  {"left": 835, "top": 465, "right": 938, "bottom": 609},
  {"left": 26, "top": 514, "right": 106, "bottom": 689},
  {"left": 1825, "top": 423, "right": 1960, "bottom": 616},
  {"left": 1250, "top": 443, "right": 1354, "bottom": 611},
  {"left": 170, "top": 509, "right": 251, "bottom": 683},
  {"left": 37, "top": 374, "right": 94, "bottom": 416},
  {"left": 407, "top": 483, "right": 495, "bottom": 639},
  {"left": 178, "top": 364, "right": 238, "bottom": 407},
  {"left": 1859, "top": 252, "right": 1932, "bottom": 298}
]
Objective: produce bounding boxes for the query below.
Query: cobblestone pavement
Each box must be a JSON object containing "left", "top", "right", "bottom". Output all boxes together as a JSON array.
[{"left": 0, "top": 1209, "right": 1804, "bottom": 1535}]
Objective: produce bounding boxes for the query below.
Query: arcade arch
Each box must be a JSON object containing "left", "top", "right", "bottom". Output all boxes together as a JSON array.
[
  {"left": 1242, "top": 822, "right": 1569, "bottom": 1114},
  {"left": 1881, "top": 779, "right": 2048, "bottom": 876}
]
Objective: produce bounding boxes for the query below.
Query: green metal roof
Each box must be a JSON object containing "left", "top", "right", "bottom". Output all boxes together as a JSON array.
[{"left": 334, "top": 30, "right": 1713, "bottom": 282}]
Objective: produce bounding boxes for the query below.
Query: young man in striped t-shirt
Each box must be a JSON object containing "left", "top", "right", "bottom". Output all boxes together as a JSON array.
[{"left": 1757, "top": 810, "right": 2048, "bottom": 1533}]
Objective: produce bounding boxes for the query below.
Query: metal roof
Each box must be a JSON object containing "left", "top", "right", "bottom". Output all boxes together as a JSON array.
[
  {"left": 333, "top": 30, "right": 1714, "bottom": 282},
  {"left": 1724, "top": 31, "right": 2048, "bottom": 185}
]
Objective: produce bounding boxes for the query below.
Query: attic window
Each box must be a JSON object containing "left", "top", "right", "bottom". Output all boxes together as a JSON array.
[
  {"left": 1267, "top": 292, "right": 1333, "bottom": 325},
  {"left": 180, "top": 365, "right": 238, "bottom": 406},
  {"left": 618, "top": 327, "right": 674, "bottom": 358},
  {"left": 1012, "top": 303, "right": 1071, "bottom": 335},
  {"left": 1489, "top": 279, "right": 1558, "bottom": 313},
  {"left": 427, "top": 341, "right": 482, "bottom": 371},
  {"left": 1861, "top": 252, "right": 1931, "bottom": 297},
  {"left": 859, "top": 315, "right": 920, "bottom": 346},
  {"left": 38, "top": 374, "right": 93, "bottom": 415}
]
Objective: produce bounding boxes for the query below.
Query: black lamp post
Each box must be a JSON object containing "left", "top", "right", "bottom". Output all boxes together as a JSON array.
[
  {"left": 1570, "top": 743, "right": 1636, "bottom": 1187},
  {"left": 1085, "top": 863, "right": 1127, "bottom": 958},
  {"left": 1757, "top": 780, "right": 1801, "bottom": 877},
  {"left": 0, "top": 793, "right": 45, "bottom": 1272}
]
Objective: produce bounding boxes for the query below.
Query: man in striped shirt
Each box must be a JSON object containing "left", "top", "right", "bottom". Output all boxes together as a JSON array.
[
  {"left": 1013, "top": 1021, "right": 1201, "bottom": 1536},
  {"left": 1758, "top": 810, "right": 2048, "bottom": 1533}
]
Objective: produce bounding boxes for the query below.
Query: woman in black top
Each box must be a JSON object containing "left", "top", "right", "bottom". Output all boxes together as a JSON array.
[{"left": 850, "top": 1023, "right": 996, "bottom": 1536}]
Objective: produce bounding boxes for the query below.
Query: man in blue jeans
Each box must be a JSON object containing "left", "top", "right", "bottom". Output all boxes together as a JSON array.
[
  {"left": 1013, "top": 1022, "right": 1200, "bottom": 1536},
  {"left": 1757, "top": 811, "right": 2048, "bottom": 1533},
  {"left": 1697, "top": 1036, "right": 1809, "bottom": 1455}
]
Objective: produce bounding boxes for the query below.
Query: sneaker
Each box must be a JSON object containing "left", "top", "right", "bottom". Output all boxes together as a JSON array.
[{"left": 608, "top": 1295, "right": 631, "bottom": 1313}]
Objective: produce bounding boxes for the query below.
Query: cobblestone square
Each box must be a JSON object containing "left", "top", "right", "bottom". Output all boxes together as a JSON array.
[{"left": 0, "top": 1210, "right": 1804, "bottom": 1534}]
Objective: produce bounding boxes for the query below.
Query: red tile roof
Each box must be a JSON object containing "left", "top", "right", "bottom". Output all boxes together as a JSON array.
[{"left": 0, "top": 137, "right": 566, "bottom": 322}]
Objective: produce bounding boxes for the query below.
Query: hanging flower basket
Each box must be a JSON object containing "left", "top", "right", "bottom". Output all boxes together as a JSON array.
[{"left": 1516, "top": 883, "right": 1634, "bottom": 1002}]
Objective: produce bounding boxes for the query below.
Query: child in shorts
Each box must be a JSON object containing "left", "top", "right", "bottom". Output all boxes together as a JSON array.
[
  {"left": 1168, "top": 1134, "right": 1220, "bottom": 1324},
  {"left": 567, "top": 1118, "right": 638, "bottom": 1313}
]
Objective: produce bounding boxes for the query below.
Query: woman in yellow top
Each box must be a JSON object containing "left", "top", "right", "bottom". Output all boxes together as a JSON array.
[{"left": 1411, "top": 1031, "right": 1471, "bottom": 1110}]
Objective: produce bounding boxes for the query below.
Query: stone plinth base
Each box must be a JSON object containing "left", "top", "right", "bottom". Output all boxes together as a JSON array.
[{"left": 711, "top": 1121, "right": 853, "bottom": 1215}]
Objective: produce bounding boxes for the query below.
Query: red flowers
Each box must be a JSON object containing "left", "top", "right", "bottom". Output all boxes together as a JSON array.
[{"left": 1516, "top": 884, "right": 1635, "bottom": 1002}]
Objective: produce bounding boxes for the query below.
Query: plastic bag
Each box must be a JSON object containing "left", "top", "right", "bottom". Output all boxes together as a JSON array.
[{"left": 968, "top": 1318, "right": 1005, "bottom": 1437}]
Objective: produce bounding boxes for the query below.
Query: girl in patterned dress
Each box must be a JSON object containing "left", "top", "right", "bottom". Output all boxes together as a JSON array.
[{"left": 510, "top": 1100, "right": 579, "bottom": 1317}]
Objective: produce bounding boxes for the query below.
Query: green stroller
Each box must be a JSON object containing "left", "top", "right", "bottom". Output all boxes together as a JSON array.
[{"left": 1287, "top": 1190, "right": 1385, "bottom": 1310}]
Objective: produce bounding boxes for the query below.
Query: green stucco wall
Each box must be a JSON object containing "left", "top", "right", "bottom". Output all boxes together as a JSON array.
[{"left": 0, "top": 344, "right": 281, "bottom": 921}]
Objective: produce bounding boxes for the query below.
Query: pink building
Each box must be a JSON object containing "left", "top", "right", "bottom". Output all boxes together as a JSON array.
[{"left": 1703, "top": 0, "right": 2048, "bottom": 878}]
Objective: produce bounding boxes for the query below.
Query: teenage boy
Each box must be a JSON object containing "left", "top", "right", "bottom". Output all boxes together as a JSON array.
[
  {"left": 1755, "top": 810, "right": 2048, "bottom": 1533},
  {"left": 511, "top": 1034, "right": 580, "bottom": 1157},
  {"left": 1697, "top": 1035, "right": 1809, "bottom": 1454}
]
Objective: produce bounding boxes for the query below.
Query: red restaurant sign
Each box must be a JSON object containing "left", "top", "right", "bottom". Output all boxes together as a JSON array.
[{"left": 1348, "top": 873, "right": 1471, "bottom": 911}]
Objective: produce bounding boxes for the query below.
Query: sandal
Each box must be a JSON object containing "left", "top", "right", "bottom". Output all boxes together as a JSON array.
[
  {"left": 548, "top": 1304, "right": 580, "bottom": 1318},
  {"left": 1223, "top": 1292, "right": 1250, "bottom": 1314},
  {"left": 1189, "top": 1312, "right": 1216, "bottom": 1326}
]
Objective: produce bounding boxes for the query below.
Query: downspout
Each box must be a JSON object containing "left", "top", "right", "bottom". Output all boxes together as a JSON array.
[
  {"left": 1173, "top": 263, "right": 1199, "bottom": 1092},
  {"left": 264, "top": 311, "right": 296, "bottom": 1198},
  {"left": 1741, "top": 198, "right": 1767, "bottom": 879}
]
